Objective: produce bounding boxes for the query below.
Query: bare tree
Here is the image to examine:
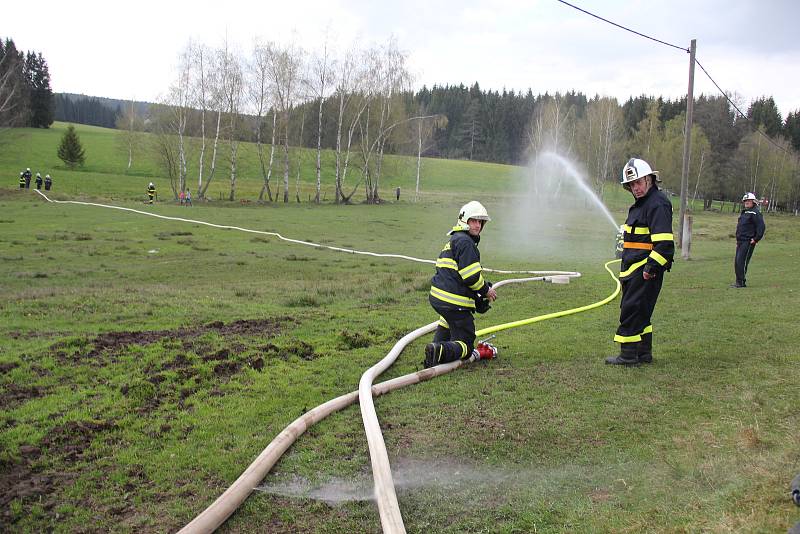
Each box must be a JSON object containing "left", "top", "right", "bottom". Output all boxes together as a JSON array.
[
  {"left": 332, "top": 45, "right": 368, "bottom": 203},
  {"left": 193, "top": 44, "right": 210, "bottom": 197},
  {"left": 250, "top": 42, "right": 276, "bottom": 201},
  {"left": 262, "top": 40, "right": 304, "bottom": 203},
  {"left": 163, "top": 45, "right": 193, "bottom": 198},
  {"left": 115, "top": 100, "right": 145, "bottom": 171},
  {"left": 305, "top": 33, "right": 335, "bottom": 203}
]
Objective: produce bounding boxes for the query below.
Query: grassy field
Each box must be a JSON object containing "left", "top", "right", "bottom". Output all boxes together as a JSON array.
[{"left": 1, "top": 124, "right": 799, "bottom": 533}]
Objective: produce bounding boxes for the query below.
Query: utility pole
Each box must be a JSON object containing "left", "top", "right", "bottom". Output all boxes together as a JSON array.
[{"left": 678, "top": 39, "right": 696, "bottom": 259}]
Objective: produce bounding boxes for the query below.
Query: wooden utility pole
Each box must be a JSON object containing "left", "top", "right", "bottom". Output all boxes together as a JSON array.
[{"left": 678, "top": 39, "right": 696, "bottom": 259}]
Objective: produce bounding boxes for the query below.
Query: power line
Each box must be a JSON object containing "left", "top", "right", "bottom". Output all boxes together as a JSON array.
[
  {"left": 555, "top": 0, "right": 792, "bottom": 156},
  {"left": 695, "top": 57, "right": 792, "bottom": 155},
  {"left": 555, "top": 0, "right": 689, "bottom": 53}
]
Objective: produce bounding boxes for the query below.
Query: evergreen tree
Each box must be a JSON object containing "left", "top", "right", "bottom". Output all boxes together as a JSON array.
[
  {"left": 747, "top": 96, "right": 782, "bottom": 138},
  {"left": 26, "top": 52, "right": 54, "bottom": 127},
  {"left": 57, "top": 124, "right": 86, "bottom": 167},
  {"left": 784, "top": 110, "right": 800, "bottom": 152}
]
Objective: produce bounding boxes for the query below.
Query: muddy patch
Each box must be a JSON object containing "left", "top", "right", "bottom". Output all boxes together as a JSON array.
[
  {"left": 0, "top": 383, "right": 47, "bottom": 409},
  {"left": 49, "top": 317, "right": 293, "bottom": 362}
]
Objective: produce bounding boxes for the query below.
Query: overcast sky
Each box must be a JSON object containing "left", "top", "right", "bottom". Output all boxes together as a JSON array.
[{"left": 3, "top": 0, "right": 798, "bottom": 118}]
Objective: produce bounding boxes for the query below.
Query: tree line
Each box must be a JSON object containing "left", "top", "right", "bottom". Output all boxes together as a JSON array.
[
  {"left": 0, "top": 37, "right": 54, "bottom": 130},
  {"left": 135, "top": 36, "right": 799, "bottom": 212}
]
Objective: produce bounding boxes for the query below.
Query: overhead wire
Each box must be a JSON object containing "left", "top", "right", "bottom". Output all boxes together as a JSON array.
[{"left": 555, "top": 0, "right": 794, "bottom": 156}]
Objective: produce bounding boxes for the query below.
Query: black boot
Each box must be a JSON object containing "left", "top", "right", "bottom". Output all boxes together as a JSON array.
[
  {"left": 605, "top": 342, "right": 640, "bottom": 366},
  {"left": 424, "top": 343, "right": 441, "bottom": 368},
  {"left": 638, "top": 333, "right": 653, "bottom": 364}
]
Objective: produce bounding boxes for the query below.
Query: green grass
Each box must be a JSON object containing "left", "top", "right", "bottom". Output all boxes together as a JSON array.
[{"left": 0, "top": 124, "right": 799, "bottom": 533}]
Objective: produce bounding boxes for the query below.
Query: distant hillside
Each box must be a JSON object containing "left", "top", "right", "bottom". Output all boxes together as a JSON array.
[{"left": 54, "top": 93, "right": 152, "bottom": 129}]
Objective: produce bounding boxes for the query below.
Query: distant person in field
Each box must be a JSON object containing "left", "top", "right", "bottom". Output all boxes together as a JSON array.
[
  {"left": 23, "top": 168, "right": 32, "bottom": 188},
  {"left": 44, "top": 174, "right": 52, "bottom": 191},
  {"left": 185, "top": 188, "right": 192, "bottom": 206},
  {"left": 731, "top": 192, "right": 766, "bottom": 288},
  {"left": 424, "top": 201, "right": 498, "bottom": 368},
  {"left": 35, "top": 173, "right": 43, "bottom": 190},
  {"left": 147, "top": 182, "right": 156, "bottom": 204},
  {"left": 179, "top": 189, "right": 185, "bottom": 205},
  {"left": 606, "top": 158, "right": 674, "bottom": 366},
  {"left": 395, "top": 186, "right": 401, "bottom": 201},
  {"left": 19, "top": 172, "right": 25, "bottom": 189}
]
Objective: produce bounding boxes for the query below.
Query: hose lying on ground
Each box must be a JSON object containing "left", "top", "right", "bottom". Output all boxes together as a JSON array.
[
  {"left": 32, "top": 190, "right": 573, "bottom": 276},
  {"left": 181, "top": 261, "right": 621, "bottom": 533},
  {"left": 359, "top": 260, "right": 620, "bottom": 533},
  {"left": 30, "top": 190, "right": 619, "bottom": 533}
]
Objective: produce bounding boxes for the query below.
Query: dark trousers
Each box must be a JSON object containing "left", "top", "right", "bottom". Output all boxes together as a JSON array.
[
  {"left": 430, "top": 302, "right": 476, "bottom": 363},
  {"left": 734, "top": 241, "right": 756, "bottom": 286},
  {"left": 615, "top": 271, "right": 664, "bottom": 343}
]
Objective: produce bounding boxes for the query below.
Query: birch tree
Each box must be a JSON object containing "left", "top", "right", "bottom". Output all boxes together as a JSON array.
[
  {"left": 332, "top": 45, "right": 368, "bottom": 203},
  {"left": 115, "top": 100, "right": 145, "bottom": 172},
  {"left": 263, "top": 40, "right": 304, "bottom": 203},
  {"left": 250, "top": 42, "right": 276, "bottom": 201},
  {"left": 164, "top": 45, "right": 193, "bottom": 197},
  {"left": 305, "top": 35, "right": 335, "bottom": 203}
]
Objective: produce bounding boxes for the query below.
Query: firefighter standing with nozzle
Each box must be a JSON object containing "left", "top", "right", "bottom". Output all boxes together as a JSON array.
[
  {"left": 23, "top": 168, "right": 32, "bottom": 188},
  {"left": 606, "top": 158, "right": 674, "bottom": 366},
  {"left": 147, "top": 182, "right": 156, "bottom": 204},
  {"left": 35, "top": 173, "right": 43, "bottom": 190},
  {"left": 44, "top": 174, "right": 52, "bottom": 191},
  {"left": 731, "top": 192, "right": 765, "bottom": 288},
  {"left": 424, "top": 201, "right": 499, "bottom": 368}
]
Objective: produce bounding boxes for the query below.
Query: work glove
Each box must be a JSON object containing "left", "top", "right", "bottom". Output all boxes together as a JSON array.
[{"left": 475, "top": 298, "right": 491, "bottom": 314}]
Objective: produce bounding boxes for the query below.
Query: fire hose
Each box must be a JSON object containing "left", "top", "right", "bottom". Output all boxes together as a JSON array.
[
  {"left": 30, "top": 190, "right": 622, "bottom": 533},
  {"left": 180, "top": 260, "right": 621, "bottom": 533}
]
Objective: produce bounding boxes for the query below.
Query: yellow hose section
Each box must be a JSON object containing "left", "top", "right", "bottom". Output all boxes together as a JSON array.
[{"left": 476, "top": 259, "right": 621, "bottom": 338}]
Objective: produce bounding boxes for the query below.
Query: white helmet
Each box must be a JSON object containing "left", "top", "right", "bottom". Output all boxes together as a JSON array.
[
  {"left": 149, "top": 182, "right": 154, "bottom": 187},
  {"left": 621, "top": 158, "right": 660, "bottom": 187},
  {"left": 742, "top": 192, "right": 757, "bottom": 202},
  {"left": 452, "top": 201, "right": 491, "bottom": 232},
  {"left": 45, "top": 174, "right": 50, "bottom": 178},
  {"left": 26, "top": 168, "right": 30, "bottom": 171},
  {"left": 36, "top": 172, "right": 41, "bottom": 177}
]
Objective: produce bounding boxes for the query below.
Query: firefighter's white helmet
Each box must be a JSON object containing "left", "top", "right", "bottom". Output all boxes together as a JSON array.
[
  {"left": 742, "top": 192, "right": 757, "bottom": 202},
  {"left": 453, "top": 201, "right": 491, "bottom": 232},
  {"left": 36, "top": 172, "right": 41, "bottom": 177},
  {"left": 149, "top": 182, "right": 154, "bottom": 187},
  {"left": 45, "top": 174, "right": 50, "bottom": 178},
  {"left": 26, "top": 168, "right": 30, "bottom": 171},
  {"left": 621, "top": 158, "right": 660, "bottom": 187}
]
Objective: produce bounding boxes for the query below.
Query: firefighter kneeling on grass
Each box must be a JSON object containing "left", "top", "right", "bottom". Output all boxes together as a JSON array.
[
  {"left": 606, "top": 158, "right": 674, "bottom": 366},
  {"left": 424, "top": 201, "right": 498, "bottom": 368}
]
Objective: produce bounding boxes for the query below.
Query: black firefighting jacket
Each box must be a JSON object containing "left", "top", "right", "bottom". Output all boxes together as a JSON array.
[
  {"left": 619, "top": 186, "right": 674, "bottom": 280},
  {"left": 429, "top": 228, "right": 491, "bottom": 311},
  {"left": 147, "top": 185, "right": 156, "bottom": 195},
  {"left": 735, "top": 206, "right": 765, "bottom": 243}
]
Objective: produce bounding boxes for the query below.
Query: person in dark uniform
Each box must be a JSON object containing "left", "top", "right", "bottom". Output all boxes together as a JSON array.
[
  {"left": 731, "top": 192, "right": 765, "bottom": 288},
  {"left": 606, "top": 158, "right": 674, "bottom": 366},
  {"left": 147, "top": 182, "right": 156, "bottom": 204},
  {"left": 23, "top": 168, "right": 32, "bottom": 188},
  {"left": 34, "top": 173, "right": 43, "bottom": 190},
  {"left": 424, "top": 201, "right": 498, "bottom": 368},
  {"left": 19, "top": 172, "right": 25, "bottom": 189},
  {"left": 44, "top": 174, "right": 52, "bottom": 191}
]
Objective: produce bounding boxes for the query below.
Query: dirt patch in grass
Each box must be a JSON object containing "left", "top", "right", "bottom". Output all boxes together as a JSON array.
[
  {"left": 0, "top": 419, "right": 117, "bottom": 526},
  {"left": 0, "top": 383, "right": 47, "bottom": 409},
  {"left": 49, "top": 317, "right": 293, "bottom": 362},
  {"left": 0, "top": 361, "right": 19, "bottom": 374}
]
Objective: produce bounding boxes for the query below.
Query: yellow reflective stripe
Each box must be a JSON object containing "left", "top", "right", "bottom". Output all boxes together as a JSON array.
[
  {"left": 458, "top": 262, "right": 482, "bottom": 279},
  {"left": 436, "top": 258, "right": 458, "bottom": 270},
  {"left": 442, "top": 242, "right": 451, "bottom": 251},
  {"left": 437, "top": 316, "right": 449, "bottom": 328},
  {"left": 619, "top": 258, "right": 647, "bottom": 278},
  {"left": 468, "top": 275, "right": 486, "bottom": 291},
  {"left": 455, "top": 341, "right": 468, "bottom": 358},
  {"left": 622, "top": 225, "right": 650, "bottom": 235},
  {"left": 649, "top": 250, "right": 668, "bottom": 266},
  {"left": 650, "top": 233, "right": 673, "bottom": 242},
  {"left": 614, "top": 325, "right": 652, "bottom": 343},
  {"left": 430, "top": 287, "right": 476, "bottom": 308}
]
